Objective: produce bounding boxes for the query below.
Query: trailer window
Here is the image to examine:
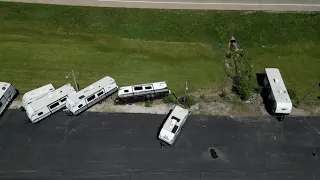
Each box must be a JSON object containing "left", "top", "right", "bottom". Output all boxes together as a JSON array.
[
  {"left": 60, "top": 97, "right": 67, "bottom": 102},
  {"left": 78, "top": 104, "right": 83, "bottom": 108},
  {"left": 97, "top": 91, "right": 104, "bottom": 97},
  {"left": 124, "top": 90, "right": 129, "bottom": 93},
  {"left": 145, "top": 86, "right": 152, "bottom": 90},
  {"left": 87, "top": 95, "right": 96, "bottom": 102},
  {"left": 0, "top": 102, "right": 2, "bottom": 108},
  {"left": 2, "top": 87, "right": 6, "bottom": 90},
  {"left": 134, "top": 86, "right": 143, "bottom": 91},
  {"left": 171, "top": 125, "right": 179, "bottom": 133},
  {"left": 79, "top": 95, "right": 85, "bottom": 99},
  {"left": 38, "top": 112, "right": 43, "bottom": 116},
  {"left": 49, "top": 102, "right": 60, "bottom": 109}
]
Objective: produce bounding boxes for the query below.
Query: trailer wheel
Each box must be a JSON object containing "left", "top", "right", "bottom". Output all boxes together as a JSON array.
[{"left": 19, "top": 106, "right": 25, "bottom": 112}]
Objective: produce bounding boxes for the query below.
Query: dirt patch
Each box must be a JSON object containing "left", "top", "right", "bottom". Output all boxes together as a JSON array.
[{"left": 8, "top": 90, "right": 314, "bottom": 117}]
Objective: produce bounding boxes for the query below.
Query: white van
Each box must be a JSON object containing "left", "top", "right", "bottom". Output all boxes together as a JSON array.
[{"left": 158, "top": 105, "right": 189, "bottom": 145}]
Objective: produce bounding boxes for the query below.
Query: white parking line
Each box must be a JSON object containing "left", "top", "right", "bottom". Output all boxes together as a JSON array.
[{"left": 98, "top": 0, "right": 320, "bottom": 7}]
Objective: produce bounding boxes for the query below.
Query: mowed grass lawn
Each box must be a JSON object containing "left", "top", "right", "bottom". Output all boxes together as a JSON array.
[{"left": 0, "top": 2, "right": 319, "bottom": 101}]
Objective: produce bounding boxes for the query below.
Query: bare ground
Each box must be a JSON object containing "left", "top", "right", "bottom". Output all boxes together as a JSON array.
[{"left": 8, "top": 90, "right": 316, "bottom": 117}]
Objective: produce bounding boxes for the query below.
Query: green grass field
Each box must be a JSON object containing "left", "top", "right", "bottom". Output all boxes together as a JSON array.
[{"left": 0, "top": 2, "right": 319, "bottom": 102}]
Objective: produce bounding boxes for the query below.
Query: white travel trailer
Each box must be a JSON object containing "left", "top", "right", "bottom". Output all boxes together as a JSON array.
[
  {"left": 65, "top": 76, "right": 118, "bottom": 115},
  {"left": 115, "top": 81, "right": 170, "bottom": 104},
  {"left": 263, "top": 68, "right": 292, "bottom": 120},
  {"left": 25, "top": 83, "right": 76, "bottom": 123},
  {"left": 158, "top": 105, "right": 189, "bottom": 145},
  {"left": 0, "top": 82, "right": 18, "bottom": 116},
  {"left": 22, "top": 84, "right": 55, "bottom": 108}
]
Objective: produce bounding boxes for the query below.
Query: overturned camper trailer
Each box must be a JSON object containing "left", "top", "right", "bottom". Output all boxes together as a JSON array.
[
  {"left": 158, "top": 105, "right": 189, "bottom": 145},
  {"left": 0, "top": 82, "right": 18, "bottom": 116},
  {"left": 263, "top": 68, "right": 292, "bottom": 120},
  {"left": 66, "top": 76, "right": 118, "bottom": 115},
  {"left": 25, "top": 83, "right": 76, "bottom": 123},
  {"left": 22, "top": 84, "right": 55, "bottom": 108},
  {"left": 115, "top": 81, "right": 170, "bottom": 104}
]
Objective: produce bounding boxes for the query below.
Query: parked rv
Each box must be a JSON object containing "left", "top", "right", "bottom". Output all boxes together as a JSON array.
[
  {"left": 263, "top": 68, "right": 292, "bottom": 120},
  {"left": 22, "top": 84, "right": 55, "bottom": 108},
  {"left": 65, "top": 76, "right": 118, "bottom": 115},
  {"left": 115, "top": 81, "right": 170, "bottom": 104},
  {"left": 0, "top": 82, "right": 18, "bottom": 116},
  {"left": 25, "top": 83, "right": 76, "bottom": 123},
  {"left": 158, "top": 105, "right": 189, "bottom": 145}
]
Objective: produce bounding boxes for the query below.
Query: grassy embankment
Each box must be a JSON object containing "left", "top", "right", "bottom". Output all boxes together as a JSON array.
[{"left": 0, "top": 2, "right": 319, "bottom": 102}]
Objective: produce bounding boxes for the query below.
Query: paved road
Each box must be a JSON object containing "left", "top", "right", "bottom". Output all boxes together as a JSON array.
[
  {"left": 1, "top": 0, "right": 320, "bottom": 11},
  {"left": 0, "top": 109, "right": 320, "bottom": 179}
]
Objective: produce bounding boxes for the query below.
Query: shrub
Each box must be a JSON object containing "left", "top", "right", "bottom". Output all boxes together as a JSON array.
[
  {"left": 145, "top": 101, "right": 152, "bottom": 107},
  {"left": 200, "top": 94, "right": 206, "bottom": 99},
  {"left": 231, "top": 53, "right": 255, "bottom": 101},
  {"left": 219, "top": 90, "right": 227, "bottom": 98},
  {"left": 225, "top": 50, "right": 232, "bottom": 59},
  {"left": 163, "top": 94, "right": 179, "bottom": 104},
  {"left": 180, "top": 95, "right": 196, "bottom": 108},
  {"left": 233, "top": 73, "right": 254, "bottom": 101}
]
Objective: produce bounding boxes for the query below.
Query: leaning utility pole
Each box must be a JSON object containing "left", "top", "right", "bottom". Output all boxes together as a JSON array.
[
  {"left": 184, "top": 79, "right": 188, "bottom": 105},
  {"left": 66, "top": 70, "right": 79, "bottom": 92},
  {"left": 71, "top": 70, "right": 78, "bottom": 92},
  {"left": 296, "top": 82, "right": 320, "bottom": 107}
]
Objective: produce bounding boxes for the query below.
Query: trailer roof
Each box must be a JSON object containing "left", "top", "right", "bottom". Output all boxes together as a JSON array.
[
  {"left": 265, "top": 68, "right": 292, "bottom": 104},
  {"left": 29, "top": 84, "right": 75, "bottom": 111},
  {"left": 0, "top": 82, "right": 12, "bottom": 98},
  {"left": 22, "top": 84, "right": 55, "bottom": 106},
  {"left": 162, "top": 105, "right": 189, "bottom": 135},
  {"left": 67, "top": 76, "right": 117, "bottom": 104}
]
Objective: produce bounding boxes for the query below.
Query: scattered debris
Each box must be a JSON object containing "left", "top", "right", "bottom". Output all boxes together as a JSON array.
[{"left": 228, "top": 36, "right": 243, "bottom": 52}]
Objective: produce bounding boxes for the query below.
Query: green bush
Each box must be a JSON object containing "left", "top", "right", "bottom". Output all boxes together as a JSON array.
[
  {"left": 219, "top": 90, "right": 227, "bottom": 98},
  {"left": 231, "top": 53, "right": 255, "bottom": 101},
  {"left": 225, "top": 50, "right": 232, "bottom": 59},
  {"left": 163, "top": 94, "right": 179, "bottom": 104},
  {"left": 233, "top": 71, "right": 254, "bottom": 101},
  {"left": 180, "top": 95, "right": 197, "bottom": 108},
  {"left": 145, "top": 101, "right": 153, "bottom": 107}
]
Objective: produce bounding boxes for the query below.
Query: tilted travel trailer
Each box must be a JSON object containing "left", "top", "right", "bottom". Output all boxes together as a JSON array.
[
  {"left": 66, "top": 76, "right": 118, "bottom": 115},
  {"left": 158, "top": 105, "right": 189, "bottom": 145},
  {"left": 25, "top": 83, "right": 76, "bottom": 123},
  {"left": 115, "top": 81, "right": 170, "bottom": 104},
  {"left": 0, "top": 82, "right": 18, "bottom": 116},
  {"left": 263, "top": 68, "right": 292, "bottom": 120},
  {"left": 22, "top": 84, "right": 55, "bottom": 108}
]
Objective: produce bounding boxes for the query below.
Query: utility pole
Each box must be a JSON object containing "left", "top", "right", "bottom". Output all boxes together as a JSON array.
[
  {"left": 184, "top": 79, "right": 188, "bottom": 105},
  {"left": 296, "top": 82, "right": 319, "bottom": 107},
  {"left": 66, "top": 70, "right": 79, "bottom": 92}
]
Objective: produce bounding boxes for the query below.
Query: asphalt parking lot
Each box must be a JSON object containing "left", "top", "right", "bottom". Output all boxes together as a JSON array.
[{"left": 0, "top": 109, "right": 319, "bottom": 179}]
